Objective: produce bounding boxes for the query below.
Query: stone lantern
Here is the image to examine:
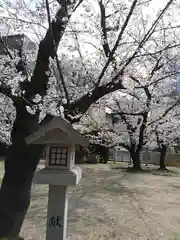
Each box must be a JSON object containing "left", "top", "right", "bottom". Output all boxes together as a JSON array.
[{"left": 25, "top": 116, "right": 88, "bottom": 240}]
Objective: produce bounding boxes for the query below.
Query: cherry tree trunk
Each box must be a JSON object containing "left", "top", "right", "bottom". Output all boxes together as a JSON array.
[
  {"left": 159, "top": 145, "right": 167, "bottom": 170},
  {"left": 0, "top": 103, "right": 44, "bottom": 237},
  {"left": 130, "top": 151, "right": 141, "bottom": 170},
  {"left": 0, "top": 143, "right": 43, "bottom": 237}
]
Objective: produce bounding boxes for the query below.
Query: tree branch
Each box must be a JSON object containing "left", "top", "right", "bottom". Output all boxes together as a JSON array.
[
  {"left": 24, "top": 0, "right": 81, "bottom": 101},
  {"left": 0, "top": 83, "right": 12, "bottom": 99},
  {"left": 95, "top": 0, "right": 138, "bottom": 87},
  {"left": 67, "top": 79, "right": 125, "bottom": 117},
  {"left": 45, "top": 0, "right": 70, "bottom": 107},
  {"left": 148, "top": 98, "right": 180, "bottom": 126},
  {"left": 111, "top": 111, "right": 144, "bottom": 116},
  {"left": 134, "top": 43, "right": 180, "bottom": 60},
  {"left": 129, "top": 75, "right": 151, "bottom": 151},
  {"left": 110, "top": 0, "right": 174, "bottom": 84},
  {"left": 66, "top": 0, "right": 173, "bottom": 120},
  {"left": 98, "top": 0, "right": 110, "bottom": 57}
]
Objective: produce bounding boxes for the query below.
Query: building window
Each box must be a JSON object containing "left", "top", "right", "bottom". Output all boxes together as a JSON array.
[{"left": 49, "top": 146, "right": 68, "bottom": 166}]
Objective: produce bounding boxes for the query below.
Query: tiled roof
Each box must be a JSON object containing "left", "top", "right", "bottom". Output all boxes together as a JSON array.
[{"left": 0, "top": 34, "right": 36, "bottom": 54}]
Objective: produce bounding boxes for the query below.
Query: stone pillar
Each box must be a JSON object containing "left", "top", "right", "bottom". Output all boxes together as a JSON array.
[{"left": 46, "top": 185, "right": 68, "bottom": 240}]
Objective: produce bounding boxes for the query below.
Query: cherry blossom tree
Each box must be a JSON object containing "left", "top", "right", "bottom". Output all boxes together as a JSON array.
[
  {"left": 0, "top": 0, "right": 179, "bottom": 237},
  {"left": 146, "top": 112, "right": 180, "bottom": 169},
  {"left": 106, "top": 48, "right": 180, "bottom": 169}
]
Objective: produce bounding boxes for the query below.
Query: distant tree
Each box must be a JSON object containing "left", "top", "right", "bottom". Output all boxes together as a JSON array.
[
  {"left": 147, "top": 114, "right": 180, "bottom": 169},
  {"left": 107, "top": 61, "right": 180, "bottom": 170}
]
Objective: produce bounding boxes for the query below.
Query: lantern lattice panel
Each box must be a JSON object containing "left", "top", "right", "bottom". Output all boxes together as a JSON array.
[{"left": 49, "top": 146, "right": 68, "bottom": 166}]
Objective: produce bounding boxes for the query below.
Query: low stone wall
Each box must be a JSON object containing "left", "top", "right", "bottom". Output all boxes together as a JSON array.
[
  {"left": 165, "top": 153, "right": 180, "bottom": 166},
  {"left": 143, "top": 152, "right": 180, "bottom": 166},
  {"left": 111, "top": 149, "right": 180, "bottom": 166}
]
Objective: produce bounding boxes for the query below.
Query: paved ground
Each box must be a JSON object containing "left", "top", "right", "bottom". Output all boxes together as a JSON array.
[{"left": 1, "top": 162, "right": 180, "bottom": 239}]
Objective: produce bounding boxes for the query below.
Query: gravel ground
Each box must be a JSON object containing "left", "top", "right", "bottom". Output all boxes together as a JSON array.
[{"left": 1, "top": 162, "right": 180, "bottom": 240}]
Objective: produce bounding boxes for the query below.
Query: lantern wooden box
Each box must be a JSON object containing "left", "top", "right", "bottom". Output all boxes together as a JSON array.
[{"left": 45, "top": 144, "right": 74, "bottom": 170}]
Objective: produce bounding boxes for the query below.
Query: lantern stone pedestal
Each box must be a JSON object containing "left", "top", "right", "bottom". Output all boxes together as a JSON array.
[
  {"left": 34, "top": 167, "right": 81, "bottom": 240},
  {"left": 26, "top": 116, "right": 87, "bottom": 240},
  {"left": 46, "top": 185, "right": 68, "bottom": 240}
]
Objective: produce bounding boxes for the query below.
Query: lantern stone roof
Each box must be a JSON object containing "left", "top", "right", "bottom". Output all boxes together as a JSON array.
[{"left": 25, "top": 116, "right": 88, "bottom": 146}]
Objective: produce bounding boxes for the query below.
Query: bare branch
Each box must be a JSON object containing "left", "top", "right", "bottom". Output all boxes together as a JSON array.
[
  {"left": 115, "top": 100, "right": 136, "bottom": 136},
  {"left": 73, "top": 0, "right": 84, "bottom": 12},
  {"left": 111, "top": 111, "right": 144, "bottom": 116},
  {"left": 98, "top": 0, "right": 110, "bottom": 57},
  {"left": 2, "top": 16, "right": 47, "bottom": 30},
  {"left": 148, "top": 98, "right": 180, "bottom": 126},
  {"left": 96, "top": 0, "right": 138, "bottom": 87},
  {"left": 134, "top": 71, "right": 180, "bottom": 89},
  {"left": 135, "top": 43, "right": 180, "bottom": 60},
  {"left": 111, "top": 0, "right": 174, "bottom": 83}
]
